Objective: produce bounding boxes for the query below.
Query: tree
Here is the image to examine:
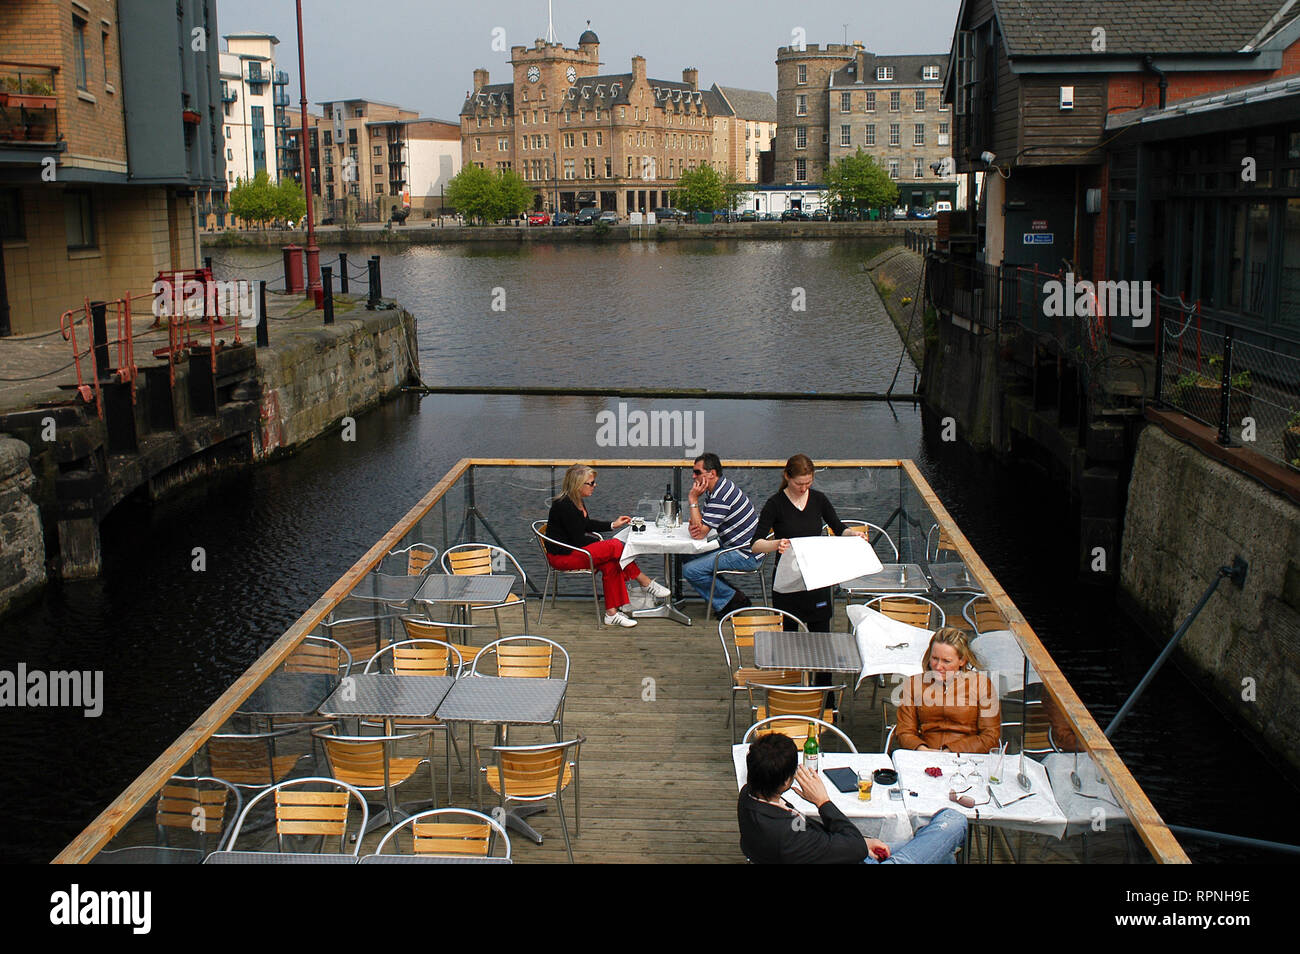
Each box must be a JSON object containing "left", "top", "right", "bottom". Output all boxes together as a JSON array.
[
  {"left": 720, "top": 167, "right": 746, "bottom": 212},
  {"left": 444, "top": 165, "right": 535, "bottom": 224},
  {"left": 824, "top": 149, "right": 899, "bottom": 214},
  {"left": 227, "top": 170, "right": 278, "bottom": 228},
  {"left": 496, "top": 169, "right": 535, "bottom": 220},
  {"left": 273, "top": 176, "right": 306, "bottom": 225},
  {"left": 674, "top": 164, "right": 724, "bottom": 213}
]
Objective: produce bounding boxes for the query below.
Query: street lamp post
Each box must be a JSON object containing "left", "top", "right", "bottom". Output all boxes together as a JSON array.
[{"left": 295, "top": 0, "right": 320, "bottom": 296}]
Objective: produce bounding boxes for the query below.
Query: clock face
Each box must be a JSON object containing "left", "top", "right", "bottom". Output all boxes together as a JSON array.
[
  {"left": 527, "top": 66, "right": 540, "bottom": 83},
  {"left": 566, "top": 66, "right": 577, "bottom": 83}
]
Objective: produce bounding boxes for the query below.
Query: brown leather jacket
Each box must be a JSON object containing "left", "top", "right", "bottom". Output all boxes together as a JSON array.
[{"left": 895, "top": 671, "right": 1000, "bottom": 754}]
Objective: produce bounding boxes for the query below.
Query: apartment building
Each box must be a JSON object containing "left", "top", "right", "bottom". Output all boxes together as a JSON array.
[
  {"left": 364, "top": 117, "right": 461, "bottom": 215},
  {"left": 318, "top": 98, "right": 418, "bottom": 219},
  {"left": 0, "top": 0, "right": 224, "bottom": 335}
]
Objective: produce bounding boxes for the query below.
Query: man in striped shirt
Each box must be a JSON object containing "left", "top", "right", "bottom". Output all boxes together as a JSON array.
[{"left": 683, "top": 453, "right": 763, "bottom": 617}]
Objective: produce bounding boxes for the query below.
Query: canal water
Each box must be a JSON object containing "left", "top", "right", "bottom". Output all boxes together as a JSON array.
[{"left": 2, "top": 239, "right": 1295, "bottom": 863}]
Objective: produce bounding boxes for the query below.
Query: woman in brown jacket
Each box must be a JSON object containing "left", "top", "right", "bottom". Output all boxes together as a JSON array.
[{"left": 895, "top": 628, "right": 1001, "bottom": 754}]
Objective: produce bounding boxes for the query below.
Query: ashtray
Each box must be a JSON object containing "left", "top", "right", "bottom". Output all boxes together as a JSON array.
[{"left": 872, "top": 768, "right": 898, "bottom": 785}]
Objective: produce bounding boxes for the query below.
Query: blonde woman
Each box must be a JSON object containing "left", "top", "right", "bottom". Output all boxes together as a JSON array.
[
  {"left": 895, "top": 628, "right": 1001, "bottom": 753},
  {"left": 544, "top": 464, "right": 669, "bottom": 627}
]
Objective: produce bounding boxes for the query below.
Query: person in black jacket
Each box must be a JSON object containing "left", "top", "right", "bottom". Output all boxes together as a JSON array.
[
  {"left": 737, "top": 734, "right": 967, "bottom": 864},
  {"left": 544, "top": 464, "right": 669, "bottom": 627}
]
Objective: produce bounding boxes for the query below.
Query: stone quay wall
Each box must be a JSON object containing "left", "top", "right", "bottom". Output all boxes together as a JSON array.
[{"left": 0, "top": 438, "right": 46, "bottom": 616}]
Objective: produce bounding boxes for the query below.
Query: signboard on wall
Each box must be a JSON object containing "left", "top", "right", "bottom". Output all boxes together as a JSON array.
[{"left": 1023, "top": 233, "right": 1055, "bottom": 245}]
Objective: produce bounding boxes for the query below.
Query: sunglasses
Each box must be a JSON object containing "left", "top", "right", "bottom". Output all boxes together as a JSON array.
[
  {"left": 583, "top": 480, "right": 596, "bottom": 487},
  {"left": 691, "top": 469, "right": 705, "bottom": 476}
]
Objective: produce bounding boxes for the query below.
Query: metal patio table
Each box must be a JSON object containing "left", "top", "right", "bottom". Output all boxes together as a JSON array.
[
  {"left": 435, "top": 675, "right": 569, "bottom": 843},
  {"left": 204, "top": 851, "right": 358, "bottom": 864},
  {"left": 414, "top": 574, "right": 517, "bottom": 625},
  {"left": 347, "top": 572, "right": 429, "bottom": 614},
  {"left": 839, "top": 563, "right": 930, "bottom": 596},
  {"left": 753, "top": 630, "right": 863, "bottom": 674},
  {"left": 925, "top": 562, "right": 982, "bottom": 594},
  {"left": 238, "top": 672, "right": 339, "bottom": 717}
]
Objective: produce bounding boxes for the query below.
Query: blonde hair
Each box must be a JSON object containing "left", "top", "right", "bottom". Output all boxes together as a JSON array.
[
  {"left": 779, "top": 454, "right": 815, "bottom": 491},
  {"left": 558, "top": 464, "right": 595, "bottom": 508},
  {"left": 924, "top": 627, "right": 979, "bottom": 671}
]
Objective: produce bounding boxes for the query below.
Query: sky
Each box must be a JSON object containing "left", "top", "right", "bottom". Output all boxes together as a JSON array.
[{"left": 214, "top": 0, "right": 963, "bottom": 119}]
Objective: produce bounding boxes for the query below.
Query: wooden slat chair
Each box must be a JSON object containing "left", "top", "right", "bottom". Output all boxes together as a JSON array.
[
  {"left": 223, "top": 777, "right": 368, "bottom": 855},
  {"left": 371, "top": 808, "right": 511, "bottom": 859},
  {"left": 442, "top": 543, "right": 529, "bottom": 637},
  {"left": 718, "top": 607, "right": 806, "bottom": 743},
  {"left": 828, "top": 519, "right": 900, "bottom": 560},
  {"left": 472, "top": 637, "right": 570, "bottom": 740},
  {"left": 153, "top": 775, "right": 241, "bottom": 855},
  {"left": 364, "top": 638, "right": 465, "bottom": 790},
  {"left": 927, "top": 524, "right": 960, "bottom": 562},
  {"left": 962, "top": 595, "right": 1007, "bottom": 635},
  {"left": 532, "top": 520, "right": 604, "bottom": 626},
  {"left": 283, "top": 636, "right": 352, "bottom": 678},
  {"left": 317, "top": 614, "right": 395, "bottom": 665},
  {"left": 742, "top": 716, "right": 858, "bottom": 753},
  {"left": 400, "top": 616, "right": 483, "bottom": 668},
  {"left": 313, "top": 726, "right": 438, "bottom": 830},
  {"left": 386, "top": 543, "right": 439, "bottom": 576},
  {"left": 206, "top": 726, "right": 308, "bottom": 794},
  {"left": 749, "top": 682, "right": 844, "bottom": 727},
  {"left": 863, "top": 595, "right": 946, "bottom": 630},
  {"left": 477, "top": 737, "right": 583, "bottom": 863}
]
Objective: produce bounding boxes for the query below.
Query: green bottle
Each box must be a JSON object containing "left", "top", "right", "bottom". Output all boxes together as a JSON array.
[{"left": 803, "top": 723, "right": 820, "bottom": 774}]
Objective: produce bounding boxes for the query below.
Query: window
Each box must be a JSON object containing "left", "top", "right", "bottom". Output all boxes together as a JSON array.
[
  {"left": 605, "top": 157, "right": 612, "bottom": 177},
  {"left": 373, "top": 164, "right": 383, "bottom": 175},
  {"left": 889, "top": 123, "right": 900, "bottom": 146},
  {"left": 887, "top": 159, "right": 899, "bottom": 179},
  {"left": 584, "top": 157, "right": 596, "bottom": 177},
  {"left": 620, "top": 107, "right": 626, "bottom": 118},
  {"left": 596, "top": 131, "right": 603, "bottom": 145},
  {"left": 73, "top": 16, "right": 88, "bottom": 90},
  {"left": 563, "top": 132, "right": 574, "bottom": 147},
  {"left": 877, "top": 67, "right": 893, "bottom": 82},
  {"left": 499, "top": 137, "right": 508, "bottom": 150},
  {"left": 582, "top": 131, "right": 589, "bottom": 146},
  {"left": 1, "top": 189, "right": 23, "bottom": 241},
  {"left": 914, "top": 124, "right": 925, "bottom": 146},
  {"left": 796, "top": 94, "right": 807, "bottom": 116},
  {"left": 915, "top": 90, "right": 926, "bottom": 111},
  {"left": 374, "top": 146, "right": 382, "bottom": 156},
  {"left": 64, "top": 190, "right": 95, "bottom": 249},
  {"left": 628, "top": 156, "right": 634, "bottom": 176},
  {"left": 795, "top": 126, "right": 807, "bottom": 149},
  {"left": 865, "top": 91, "right": 876, "bottom": 112},
  {"left": 914, "top": 158, "right": 925, "bottom": 177},
  {"left": 924, "top": 66, "right": 941, "bottom": 81},
  {"left": 840, "top": 124, "right": 851, "bottom": 147},
  {"left": 225, "top": 126, "right": 230, "bottom": 139},
  {"left": 840, "top": 91, "right": 852, "bottom": 113},
  {"left": 348, "top": 128, "right": 357, "bottom": 144},
  {"left": 226, "top": 148, "right": 232, "bottom": 160},
  {"left": 865, "top": 124, "right": 876, "bottom": 146},
  {"left": 890, "top": 91, "right": 900, "bottom": 112},
  {"left": 475, "top": 138, "right": 481, "bottom": 152},
  {"left": 101, "top": 27, "right": 111, "bottom": 87},
  {"left": 797, "top": 64, "right": 807, "bottom": 85},
  {"left": 795, "top": 158, "right": 807, "bottom": 181},
  {"left": 563, "top": 159, "right": 575, "bottom": 179}
]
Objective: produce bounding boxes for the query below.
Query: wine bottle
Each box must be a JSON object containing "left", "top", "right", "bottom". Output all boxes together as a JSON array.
[{"left": 803, "top": 723, "right": 820, "bottom": 774}]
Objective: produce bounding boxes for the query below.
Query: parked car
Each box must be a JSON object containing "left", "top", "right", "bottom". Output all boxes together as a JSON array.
[
  {"left": 551, "top": 211, "right": 574, "bottom": 226},
  {"left": 597, "top": 210, "right": 618, "bottom": 224},
  {"left": 651, "top": 207, "right": 684, "bottom": 221},
  {"left": 892, "top": 206, "right": 909, "bottom": 219},
  {"left": 934, "top": 201, "right": 953, "bottom": 213},
  {"left": 908, "top": 206, "right": 935, "bottom": 220},
  {"left": 780, "top": 209, "right": 809, "bottom": 221},
  {"left": 809, "top": 209, "right": 830, "bottom": 221},
  {"left": 739, "top": 210, "right": 758, "bottom": 221},
  {"left": 576, "top": 207, "right": 600, "bottom": 225},
  {"left": 763, "top": 211, "right": 782, "bottom": 221},
  {"left": 527, "top": 211, "right": 551, "bottom": 226}
]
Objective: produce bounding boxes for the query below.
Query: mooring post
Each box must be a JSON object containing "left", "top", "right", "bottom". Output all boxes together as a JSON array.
[
  {"left": 256, "top": 280, "right": 269, "bottom": 347},
  {"left": 366, "top": 256, "right": 380, "bottom": 309},
  {"left": 90, "top": 300, "right": 110, "bottom": 377},
  {"left": 321, "top": 266, "right": 334, "bottom": 325},
  {"left": 339, "top": 252, "right": 349, "bottom": 294}
]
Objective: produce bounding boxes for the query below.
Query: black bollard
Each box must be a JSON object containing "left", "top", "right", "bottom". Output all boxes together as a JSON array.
[
  {"left": 203, "top": 255, "right": 212, "bottom": 274},
  {"left": 90, "top": 301, "right": 111, "bottom": 377},
  {"left": 322, "top": 266, "right": 334, "bottom": 325},
  {"left": 256, "top": 280, "right": 269, "bottom": 348},
  {"left": 371, "top": 255, "right": 382, "bottom": 300},
  {"left": 339, "top": 252, "right": 349, "bottom": 294},
  {"left": 366, "top": 257, "right": 380, "bottom": 309}
]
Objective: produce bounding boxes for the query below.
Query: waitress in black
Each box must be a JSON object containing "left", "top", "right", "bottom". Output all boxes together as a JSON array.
[{"left": 751, "top": 454, "right": 866, "bottom": 631}]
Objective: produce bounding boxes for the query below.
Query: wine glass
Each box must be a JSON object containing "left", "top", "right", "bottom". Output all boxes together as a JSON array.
[{"left": 951, "top": 753, "right": 970, "bottom": 790}]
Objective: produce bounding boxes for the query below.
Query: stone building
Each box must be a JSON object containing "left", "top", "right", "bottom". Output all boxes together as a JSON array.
[
  {"left": 317, "top": 99, "right": 419, "bottom": 221},
  {"left": 461, "top": 27, "right": 773, "bottom": 216}
]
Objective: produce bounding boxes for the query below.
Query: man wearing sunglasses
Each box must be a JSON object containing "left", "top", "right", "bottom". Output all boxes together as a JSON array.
[{"left": 682, "top": 453, "right": 762, "bottom": 617}]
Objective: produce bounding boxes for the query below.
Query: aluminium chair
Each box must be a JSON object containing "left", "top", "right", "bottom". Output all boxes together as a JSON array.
[
  {"left": 222, "top": 777, "right": 369, "bottom": 855},
  {"left": 532, "top": 520, "right": 604, "bottom": 625},
  {"left": 704, "top": 542, "right": 771, "bottom": 622},
  {"left": 384, "top": 542, "right": 439, "bottom": 577},
  {"left": 364, "top": 638, "right": 465, "bottom": 791},
  {"left": 742, "top": 716, "right": 858, "bottom": 753},
  {"left": 441, "top": 543, "right": 529, "bottom": 637},
  {"left": 205, "top": 725, "right": 311, "bottom": 797},
  {"left": 476, "top": 736, "right": 583, "bottom": 863},
  {"left": 472, "top": 636, "right": 570, "bottom": 741},
  {"left": 962, "top": 594, "right": 1006, "bottom": 635},
  {"left": 748, "top": 682, "right": 845, "bottom": 728},
  {"left": 370, "top": 807, "right": 511, "bottom": 860},
  {"left": 93, "top": 775, "right": 244, "bottom": 864},
  {"left": 313, "top": 726, "right": 440, "bottom": 833},
  {"left": 718, "top": 607, "right": 807, "bottom": 743},
  {"left": 862, "top": 594, "right": 946, "bottom": 630}
]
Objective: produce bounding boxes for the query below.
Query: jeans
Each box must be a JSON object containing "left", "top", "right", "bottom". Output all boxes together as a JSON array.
[
  {"left": 864, "top": 809, "right": 967, "bottom": 864},
  {"left": 682, "top": 548, "right": 763, "bottom": 612}
]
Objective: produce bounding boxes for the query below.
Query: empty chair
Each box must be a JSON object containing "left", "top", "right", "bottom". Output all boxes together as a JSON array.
[
  {"left": 749, "top": 682, "right": 844, "bottom": 727},
  {"left": 364, "top": 638, "right": 465, "bottom": 791},
  {"left": 742, "top": 716, "right": 857, "bottom": 753},
  {"left": 441, "top": 543, "right": 529, "bottom": 637},
  {"left": 862, "top": 594, "right": 946, "bottom": 630},
  {"left": 205, "top": 726, "right": 310, "bottom": 796},
  {"left": 316, "top": 613, "right": 398, "bottom": 665},
  {"left": 926, "top": 524, "right": 960, "bottom": 562},
  {"left": 830, "top": 519, "right": 900, "bottom": 561},
  {"left": 532, "top": 520, "right": 604, "bottom": 625},
  {"left": 313, "top": 726, "right": 438, "bottom": 831},
  {"left": 371, "top": 807, "right": 511, "bottom": 860},
  {"left": 477, "top": 737, "right": 583, "bottom": 863},
  {"left": 385, "top": 543, "right": 439, "bottom": 576},
  {"left": 223, "top": 777, "right": 369, "bottom": 855},
  {"left": 471, "top": 635, "right": 570, "bottom": 680},
  {"left": 153, "top": 775, "right": 242, "bottom": 856},
  {"left": 962, "top": 595, "right": 1006, "bottom": 635},
  {"left": 283, "top": 635, "right": 353, "bottom": 679},
  {"left": 399, "top": 616, "right": 484, "bottom": 667},
  {"left": 718, "top": 607, "right": 807, "bottom": 743}
]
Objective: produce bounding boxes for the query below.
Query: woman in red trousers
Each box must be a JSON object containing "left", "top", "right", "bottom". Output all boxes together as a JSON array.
[{"left": 544, "top": 464, "right": 669, "bottom": 627}]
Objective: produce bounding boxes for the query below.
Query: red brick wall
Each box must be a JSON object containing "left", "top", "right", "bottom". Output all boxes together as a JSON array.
[{"left": 1106, "top": 41, "right": 1300, "bottom": 114}]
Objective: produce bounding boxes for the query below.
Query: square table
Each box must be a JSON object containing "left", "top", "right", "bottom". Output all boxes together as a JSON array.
[
  {"left": 1042, "top": 752, "right": 1125, "bottom": 839},
  {"left": 435, "top": 675, "right": 569, "bottom": 842},
  {"left": 204, "top": 852, "right": 358, "bottom": 864},
  {"left": 839, "top": 563, "right": 930, "bottom": 596},
  {"left": 732, "top": 745, "right": 913, "bottom": 843},
  {"left": 358, "top": 854, "right": 513, "bottom": 864},
  {"left": 414, "top": 574, "right": 517, "bottom": 623},
  {"left": 616, "top": 523, "right": 718, "bottom": 626},
  {"left": 754, "top": 631, "right": 863, "bottom": 674},
  {"left": 347, "top": 572, "right": 429, "bottom": 613},
  {"left": 239, "top": 672, "right": 339, "bottom": 717},
  {"left": 926, "top": 562, "right": 982, "bottom": 593},
  {"left": 891, "top": 749, "right": 1068, "bottom": 842},
  {"left": 846, "top": 604, "right": 931, "bottom": 687}
]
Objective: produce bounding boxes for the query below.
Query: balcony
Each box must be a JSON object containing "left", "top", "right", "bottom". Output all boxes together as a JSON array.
[
  {"left": 273, "top": 88, "right": 290, "bottom": 107},
  {"left": 273, "top": 70, "right": 289, "bottom": 86},
  {"left": 220, "top": 83, "right": 237, "bottom": 104},
  {"left": 0, "top": 62, "right": 61, "bottom": 148}
]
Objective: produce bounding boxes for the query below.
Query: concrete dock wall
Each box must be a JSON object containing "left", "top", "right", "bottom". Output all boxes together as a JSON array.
[
  {"left": 0, "top": 438, "right": 45, "bottom": 616},
  {"left": 1121, "top": 426, "right": 1300, "bottom": 776}
]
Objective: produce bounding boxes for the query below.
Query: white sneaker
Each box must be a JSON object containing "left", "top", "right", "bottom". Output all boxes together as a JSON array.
[
  {"left": 604, "top": 610, "right": 638, "bottom": 627},
  {"left": 645, "top": 580, "right": 671, "bottom": 600}
]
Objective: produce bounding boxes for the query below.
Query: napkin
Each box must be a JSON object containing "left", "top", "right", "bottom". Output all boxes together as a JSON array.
[{"left": 773, "top": 536, "right": 883, "bottom": 593}]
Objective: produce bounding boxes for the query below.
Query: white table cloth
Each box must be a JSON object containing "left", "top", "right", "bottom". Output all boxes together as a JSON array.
[
  {"left": 733, "top": 745, "right": 914, "bottom": 843},
  {"left": 971, "top": 630, "right": 1041, "bottom": 697},
  {"left": 773, "top": 536, "right": 883, "bottom": 593},
  {"left": 846, "top": 604, "right": 932, "bottom": 688},
  {"left": 616, "top": 523, "right": 718, "bottom": 568},
  {"left": 1042, "top": 752, "right": 1125, "bottom": 837},
  {"left": 892, "top": 749, "right": 1067, "bottom": 839}
]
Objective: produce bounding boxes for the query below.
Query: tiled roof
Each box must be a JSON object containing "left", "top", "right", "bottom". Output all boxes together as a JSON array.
[
  {"left": 830, "top": 52, "right": 948, "bottom": 86},
  {"left": 715, "top": 86, "right": 778, "bottom": 121},
  {"left": 994, "top": 0, "right": 1294, "bottom": 56},
  {"left": 460, "top": 83, "right": 515, "bottom": 115}
]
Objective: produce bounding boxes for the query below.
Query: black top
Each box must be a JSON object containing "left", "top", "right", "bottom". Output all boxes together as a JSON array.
[
  {"left": 737, "top": 785, "right": 869, "bottom": 864},
  {"left": 544, "top": 496, "right": 613, "bottom": 555},
  {"left": 753, "top": 487, "right": 848, "bottom": 570}
]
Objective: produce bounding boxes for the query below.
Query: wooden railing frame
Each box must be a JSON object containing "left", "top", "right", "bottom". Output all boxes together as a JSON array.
[{"left": 55, "top": 457, "right": 1187, "bottom": 864}]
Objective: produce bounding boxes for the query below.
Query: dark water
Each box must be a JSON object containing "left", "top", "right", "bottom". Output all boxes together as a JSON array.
[{"left": 2, "top": 239, "right": 1295, "bottom": 863}]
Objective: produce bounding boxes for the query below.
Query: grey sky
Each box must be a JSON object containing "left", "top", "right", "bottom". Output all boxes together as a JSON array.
[{"left": 215, "top": 0, "right": 962, "bottom": 120}]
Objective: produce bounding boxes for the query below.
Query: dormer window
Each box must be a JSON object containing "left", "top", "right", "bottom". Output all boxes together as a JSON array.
[
  {"left": 923, "top": 65, "right": 940, "bottom": 81},
  {"left": 877, "top": 67, "right": 893, "bottom": 81}
]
